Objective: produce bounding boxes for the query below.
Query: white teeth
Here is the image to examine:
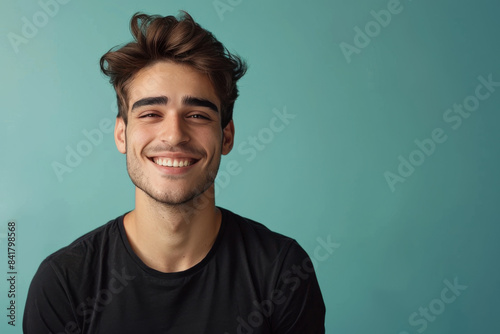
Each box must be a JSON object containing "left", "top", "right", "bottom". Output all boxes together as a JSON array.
[{"left": 153, "top": 158, "right": 192, "bottom": 167}]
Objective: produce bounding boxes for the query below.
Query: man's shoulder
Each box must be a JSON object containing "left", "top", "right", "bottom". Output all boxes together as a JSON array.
[
  {"left": 219, "top": 207, "right": 305, "bottom": 260},
  {"left": 221, "top": 207, "right": 293, "bottom": 240},
  {"left": 41, "top": 214, "right": 124, "bottom": 272}
]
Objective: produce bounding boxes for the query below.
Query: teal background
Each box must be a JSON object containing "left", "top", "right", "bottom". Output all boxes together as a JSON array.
[{"left": 1, "top": 0, "right": 499, "bottom": 333}]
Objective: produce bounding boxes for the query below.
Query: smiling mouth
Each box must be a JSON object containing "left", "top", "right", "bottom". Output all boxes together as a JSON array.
[{"left": 151, "top": 157, "right": 197, "bottom": 168}]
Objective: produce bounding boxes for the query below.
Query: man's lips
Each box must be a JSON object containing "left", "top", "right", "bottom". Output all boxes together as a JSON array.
[{"left": 150, "top": 156, "right": 199, "bottom": 168}]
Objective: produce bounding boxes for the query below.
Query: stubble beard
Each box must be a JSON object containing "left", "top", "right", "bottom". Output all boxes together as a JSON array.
[{"left": 125, "top": 144, "right": 221, "bottom": 207}]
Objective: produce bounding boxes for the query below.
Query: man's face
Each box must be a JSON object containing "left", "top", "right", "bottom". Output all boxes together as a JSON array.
[{"left": 114, "top": 61, "right": 234, "bottom": 205}]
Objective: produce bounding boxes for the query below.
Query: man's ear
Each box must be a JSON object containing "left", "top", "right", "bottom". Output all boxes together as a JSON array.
[
  {"left": 114, "top": 117, "right": 127, "bottom": 154},
  {"left": 221, "top": 120, "right": 235, "bottom": 155}
]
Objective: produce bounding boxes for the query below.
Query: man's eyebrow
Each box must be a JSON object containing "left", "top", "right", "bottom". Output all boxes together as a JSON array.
[
  {"left": 182, "top": 96, "right": 219, "bottom": 113},
  {"left": 131, "top": 96, "right": 168, "bottom": 111}
]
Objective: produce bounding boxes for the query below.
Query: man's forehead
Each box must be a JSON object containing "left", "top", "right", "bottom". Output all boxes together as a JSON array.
[{"left": 127, "top": 61, "right": 219, "bottom": 105}]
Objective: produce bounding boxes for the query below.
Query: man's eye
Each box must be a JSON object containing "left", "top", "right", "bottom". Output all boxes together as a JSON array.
[
  {"left": 140, "top": 113, "right": 159, "bottom": 118},
  {"left": 190, "top": 114, "right": 209, "bottom": 120}
]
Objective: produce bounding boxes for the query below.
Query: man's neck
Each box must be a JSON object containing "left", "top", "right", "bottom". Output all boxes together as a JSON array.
[{"left": 123, "top": 188, "right": 222, "bottom": 273}]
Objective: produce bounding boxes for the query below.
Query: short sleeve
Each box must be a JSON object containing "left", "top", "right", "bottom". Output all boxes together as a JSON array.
[
  {"left": 23, "top": 260, "right": 81, "bottom": 334},
  {"left": 269, "top": 241, "right": 326, "bottom": 333}
]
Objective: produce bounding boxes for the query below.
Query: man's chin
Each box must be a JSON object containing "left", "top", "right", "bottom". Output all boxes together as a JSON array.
[
  {"left": 151, "top": 194, "right": 198, "bottom": 206},
  {"left": 138, "top": 184, "right": 214, "bottom": 207}
]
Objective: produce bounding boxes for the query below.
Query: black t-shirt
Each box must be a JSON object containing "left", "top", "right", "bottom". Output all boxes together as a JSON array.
[{"left": 23, "top": 208, "right": 325, "bottom": 333}]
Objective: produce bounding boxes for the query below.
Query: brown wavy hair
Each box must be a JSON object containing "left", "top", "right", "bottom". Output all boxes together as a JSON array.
[{"left": 100, "top": 11, "right": 247, "bottom": 128}]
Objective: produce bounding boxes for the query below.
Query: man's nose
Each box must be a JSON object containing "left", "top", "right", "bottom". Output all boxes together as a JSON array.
[{"left": 159, "top": 113, "right": 190, "bottom": 146}]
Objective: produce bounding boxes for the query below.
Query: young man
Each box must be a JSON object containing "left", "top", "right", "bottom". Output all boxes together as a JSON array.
[{"left": 24, "top": 12, "right": 325, "bottom": 333}]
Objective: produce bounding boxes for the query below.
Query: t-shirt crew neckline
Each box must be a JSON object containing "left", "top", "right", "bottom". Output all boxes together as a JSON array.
[{"left": 117, "top": 207, "right": 228, "bottom": 279}]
